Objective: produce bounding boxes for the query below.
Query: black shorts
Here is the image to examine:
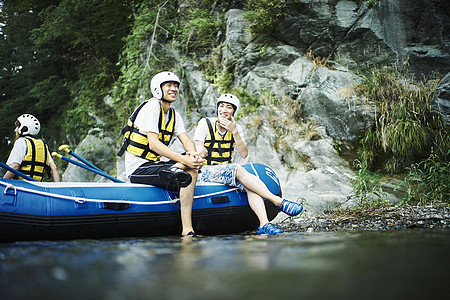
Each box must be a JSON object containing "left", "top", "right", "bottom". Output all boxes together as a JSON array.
[{"left": 129, "top": 160, "right": 176, "bottom": 189}]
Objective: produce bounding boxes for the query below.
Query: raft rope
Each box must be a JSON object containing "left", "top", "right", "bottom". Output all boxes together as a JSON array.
[{"left": 0, "top": 180, "right": 239, "bottom": 206}]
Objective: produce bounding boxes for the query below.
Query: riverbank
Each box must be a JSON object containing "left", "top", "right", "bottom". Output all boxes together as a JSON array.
[{"left": 281, "top": 204, "right": 450, "bottom": 232}]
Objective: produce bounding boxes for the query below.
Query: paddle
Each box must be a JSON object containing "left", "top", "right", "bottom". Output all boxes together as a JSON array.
[
  {"left": 0, "top": 161, "right": 38, "bottom": 181},
  {"left": 58, "top": 144, "right": 103, "bottom": 172},
  {"left": 52, "top": 152, "right": 124, "bottom": 183}
]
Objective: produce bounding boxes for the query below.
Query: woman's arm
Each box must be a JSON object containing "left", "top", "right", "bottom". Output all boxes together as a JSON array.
[{"left": 3, "top": 163, "right": 20, "bottom": 179}]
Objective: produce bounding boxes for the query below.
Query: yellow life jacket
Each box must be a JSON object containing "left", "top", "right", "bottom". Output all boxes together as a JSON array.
[
  {"left": 18, "top": 137, "right": 50, "bottom": 182},
  {"left": 204, "top": 117, "right": 235, "bottom": 165},
  {"left": 117, "top": 99, "right": 176, "bottom": 161}
]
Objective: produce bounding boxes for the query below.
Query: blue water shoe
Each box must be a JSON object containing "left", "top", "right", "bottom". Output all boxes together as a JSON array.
[
  {"left": 256, "top": 223, "right": 283, "bottom": 235},
  {"left": 279, "top": 199, "right": 303, "bottom": 217}
]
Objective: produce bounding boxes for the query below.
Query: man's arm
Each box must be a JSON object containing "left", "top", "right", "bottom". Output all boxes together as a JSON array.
[
  {"left": 178, "top": 132, "right": 205, "bottom": 167},
  {"left": 177, "top": 132, "right": 196, "bottom": 154},
  {"left": 194, "top": 140, "right": 208, "bottom": 158},
  {"left": 193, "top": 118, "right": 209, "bottom": 159},
  {"left": 147, "top": 132, "right": 203, "bottom": 169}
]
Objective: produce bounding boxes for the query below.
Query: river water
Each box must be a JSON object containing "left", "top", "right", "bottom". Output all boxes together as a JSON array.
[{"left": 1, "top": 230, "right": 449, "bottom": 300}]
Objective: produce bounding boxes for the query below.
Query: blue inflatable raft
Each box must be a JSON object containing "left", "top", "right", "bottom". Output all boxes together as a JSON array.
[{"left": 0, "top": 163, "right": 281, "bottom": 243}]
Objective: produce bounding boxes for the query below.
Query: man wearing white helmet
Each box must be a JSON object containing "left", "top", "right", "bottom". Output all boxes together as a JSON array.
[
  {"left": 194, "top": 94, "right": 303, "bottom": 235},
  {"left": 118, "top": 71, "right": 204, "bottom": 237},
  {"left": 3, "top": 114, "right": 60, "bottom": 182}
]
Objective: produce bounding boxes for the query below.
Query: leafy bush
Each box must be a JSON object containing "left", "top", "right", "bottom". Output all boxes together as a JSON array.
[
  {"left": 112, "top": 1, "right": 179, "bottom": 126},
  {"left": 353, "top": 64, "right": 449, "bottom": 207},
  {"left": 349, "top": 161, "right": 390, "bottom": 208},
  {"left": 213, "top": 68, "right": 234, "bottom": 94},
  {"left": 113, "top": 1, "right": 223, "bottom": 125},
  {"left": 243, "top": 0, "right": 286, "bottom": 40},
  {"left": 357, "top": 65, "right": 447, "bottom": 173},
  {"left": 176, "top": 7, "right": 223, "bottom": 54},
  {"left": 231, "top": 88, "right": 260, "bottom": 118},
  {"left": 0, "top": 0, "right": 136, "bottom": 162},
  {"left": 400, "top": 153, "right": 450, "bottom": 205}
]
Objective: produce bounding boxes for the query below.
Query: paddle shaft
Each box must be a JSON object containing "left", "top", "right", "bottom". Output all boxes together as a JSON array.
[
  {"left": 0, "top": 161, "right": 38, "bottom": 181},
  {"left": 59, "top": 145, "right": 103, "bottom": 172},
  {"left": 54, "top": 154, "right": 123, "bottom": 183},
  {"left": 68, "top": 150, "right": 103, "bottom": 172}
]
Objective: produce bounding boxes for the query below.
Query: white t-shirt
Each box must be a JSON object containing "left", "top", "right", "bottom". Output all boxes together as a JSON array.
[
  {"left": 6, "top": 137, "right": 54, "bottom": 166},
  {"left": 125, "top": 99, "right": 187, "bottom": 177},
  {"left": 194, "top": 117, "right": 245, "bottom": 144}
]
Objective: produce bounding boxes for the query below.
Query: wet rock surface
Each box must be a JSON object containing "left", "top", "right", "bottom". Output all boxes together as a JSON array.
[{"left": 281, "top": 204, "right": 450, "bottom": 232}]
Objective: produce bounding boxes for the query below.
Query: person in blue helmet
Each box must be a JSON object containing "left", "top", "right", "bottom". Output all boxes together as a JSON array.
[
  {"left": 118, "top": 71, "right": 204, "bottom": 237},
  {"left": 194, "top": 94, "right": 303, "bottom": 235}
]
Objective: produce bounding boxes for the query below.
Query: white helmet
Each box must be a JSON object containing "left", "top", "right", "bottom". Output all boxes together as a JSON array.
[
  {"left": 150, "top": 71, "right": 181, "bottom": 100},
  {"left": 217, "top": 94, "right": 240, "bottom": 116},
  {"left": 16, "top": 114, "right": 41, "bottom": 136}
]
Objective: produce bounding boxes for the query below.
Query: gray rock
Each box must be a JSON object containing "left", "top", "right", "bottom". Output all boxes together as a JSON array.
[
  {"left": 277, "top": 0, "right": 450, "bottom": 78},
  {"left": 176, "top": 8, "right": 397, "bottom": 215},
  {"left": 70, "top": 1, "right": 448, "bottom": 217},
  {"left": 434, "top": 71, "right": 450, "bottom": 127},
  {"left": 223, "top": 9, "right": 253, "bottom": 62},
  {"left": 301, "top": 67, "right": 374, "bottom": 141},
  {"left": 62, "top": 131, "right": 118, "bottom": 183}
]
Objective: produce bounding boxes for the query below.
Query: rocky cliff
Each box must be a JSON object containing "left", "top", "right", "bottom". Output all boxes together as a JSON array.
[{"left": 64, "top": 0, "right": 449, "bottom": 216}]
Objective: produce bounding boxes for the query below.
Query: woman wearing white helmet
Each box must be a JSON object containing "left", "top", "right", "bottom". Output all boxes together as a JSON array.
[
  {"left": 194, "top": 94, "right": 303, "bottom": 235},
  {"left": 118, "top": 71, "right": 204, "bottom": 237},
  {"left": 3, "top": 114, "right": 60, "bottom": 182}
]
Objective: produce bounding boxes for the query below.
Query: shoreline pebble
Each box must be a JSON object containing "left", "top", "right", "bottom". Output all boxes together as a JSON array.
[{"left": 279, "top": 204, "right": 450, "bottom": 232}]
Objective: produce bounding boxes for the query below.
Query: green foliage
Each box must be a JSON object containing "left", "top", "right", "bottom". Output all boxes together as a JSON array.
[
  {"left": 243, "top": 0, "right": 286, "bottom": 40},
  {"left": 357, "top": 65, "right": 447, "bottom": 173},
  {"left": 232, "top": 88, "right": 261, "bottom": 118},
  {"left": 0, "top": 0, "right": 228, "bottom": 167},
  {"left": 33, "top": 0, "right": 136, "bottom": 138},
  {"left": 0, "top": 0, "right": 60, "bottom": 161},
  {"left": 176, "top": 5, "right": 223, "bottom": 54},
  {"left": 333, "top": 139, "right": 343, "bottom": 154},
  {"left": 212, "top": 68, "right": 234, "bottom": 94},
  {"left": 111, "top": 0, "right": 180, "bottom": 125},
  {"left": 366, "top": 0, "right": 379, "bottom": 8},
  {"left": 399, "top": 153, "right": 450, "bottom": 206},
  {"left": 29, "top": 75, "right": 69, "bottom": 114},
  {"left": 223, "top": 88, "right": 280, "bottom": 119},
  {"left": 0, "top": 0, "right": 227, "bottom": 166},
  {"left": 0, "top": 0, "right": 135, "bottom": 163},
  {"left": 350, "top": 161, "right": 390, "bottom": 209},
  {"left": 353, "top": 64, "right": 449, "bottom": 207}
]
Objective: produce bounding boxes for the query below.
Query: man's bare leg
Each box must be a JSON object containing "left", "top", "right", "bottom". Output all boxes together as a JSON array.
[
  {"left": 180, "top": 169, "right": 198, "bottom": 236},
  {"left": 245, "top": 189, "right": 270, "bottom": 227}
]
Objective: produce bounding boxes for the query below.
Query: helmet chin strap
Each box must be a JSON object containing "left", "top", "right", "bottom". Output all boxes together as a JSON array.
[{"left": 160, "top": 88, "right": 171, "bottom": 103}]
